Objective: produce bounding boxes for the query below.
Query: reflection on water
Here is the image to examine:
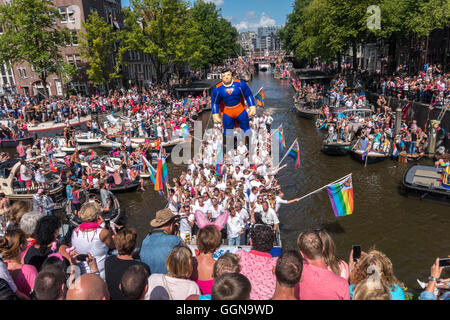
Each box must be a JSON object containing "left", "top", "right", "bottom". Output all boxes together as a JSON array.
[{"left": 111, "top": 73, "right": 450, "bottom": 294}]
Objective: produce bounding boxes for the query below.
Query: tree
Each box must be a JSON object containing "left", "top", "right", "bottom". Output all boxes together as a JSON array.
[
  {"left": 78, "top": 11, "right": 120, "bottom": 90},
  {"left": 122, "top": 0, "right": 202, "bottom": 84},
  {"left": 0, "top": 0, "right": 70, "bottom": 98},
  {"left": 279, "top": 0, "right": 312, "bottom": 54}
]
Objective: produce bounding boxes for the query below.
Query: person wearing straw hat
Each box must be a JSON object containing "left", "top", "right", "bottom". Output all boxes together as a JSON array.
[
  {"left": 71, "top": 202, "right": 115, "bottom": 280},
  {"left": 140, "top": 208, "right": 182, "bottom": 275}
]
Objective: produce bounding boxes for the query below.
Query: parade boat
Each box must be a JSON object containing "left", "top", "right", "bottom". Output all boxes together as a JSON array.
[
  {"left": 74, "top": 133, "right": 103, "bottom": 145},
  {"left": 322, "top": 140, "right": 355, "bottom": 156},
  {"left": 5, "top": 115, "right": 93, "bottom": 133},
  {"left": 351, "top": 149, "right": 389, "bottom": 164},
  {"left": 402, "top": 165, "right": 450, "bottom": 204},
  {"left": 0, "top": 160, "right": 65, "bottom": 206},
  {"left": 65, "top": 189, "right": 122, "bottom": 228},
  {"left": 295, "top": 102, "right": 321, "bottom": 119},
  {"left": 0, "top": 136, "right": 34, "bottom": 149}
]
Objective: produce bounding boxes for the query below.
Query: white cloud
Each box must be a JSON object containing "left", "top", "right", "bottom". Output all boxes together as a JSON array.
[
  {"left": 204, "top": 0, "right": 224, "bottom": 6},
  {"left": 234, "top": 12, "right": 276, "bottom": 32}
]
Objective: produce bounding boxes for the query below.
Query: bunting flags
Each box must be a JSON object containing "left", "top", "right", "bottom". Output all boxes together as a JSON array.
[
  {"left": 326, "top": 174, "right": 354, "bottom": 217},
  {"left": 287, "top": 139, "right": 300, "bottom": 169}
]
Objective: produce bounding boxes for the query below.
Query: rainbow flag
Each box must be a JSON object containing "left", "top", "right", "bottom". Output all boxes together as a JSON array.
[
  {"left": 326, "top": 174, "right": 354, "bottom": 217},
  {"left": 215, "top": 147, "right": 224, "bottom": 176},
  {"left": 181, "top": 125, "right": 190, "bottom": 139},
  {"left": 142, "top": 155, "right": 156, "bottom": 184},
  {"left": 154, "top": 157, "right": 163, "bottom": 192},
  {"left": 277, "top": 125, "right": 286, "bottom": 151},
  {"left": 361, "top": 145, "right": 371, "bottom": 161},
  {"left": 287, "top": 140, "right": 300, "bottom": 169},
  {"left": 255, "top": 88, "right": 266, "bottom": 102},
  {"left": 161, "top": 154, "right": 168, "bottom": 186}
]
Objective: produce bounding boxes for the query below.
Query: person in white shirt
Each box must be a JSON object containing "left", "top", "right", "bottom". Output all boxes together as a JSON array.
[
  {"left": 274, "top": 192, "right": 300, "bottom": 213},
  {"left": 252, "top": 201, "right": 279, "bottom": 232},
  {"left": 209, "top": 198, "right": 223, "bottom": 220},
  {"left": 226, "top": 207, "right": 244, "bottom": 246},
  {"left": 234, "top": 202, "right": 249, "bottom": 245},
  {"left": 178, "top": 205, "right": 195, "bottom": 243}
]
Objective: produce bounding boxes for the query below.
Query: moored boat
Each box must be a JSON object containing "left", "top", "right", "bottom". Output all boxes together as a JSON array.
[
  {"left": 402, "top": 165, "right": 450, "bottom": 204},
  {"left": 351, "top": 149, "right": 389, "bottom": 164},
  {"left": 65, "top": 189, "right": 122, "bottom": 227},
  {"left": 322, "top": 141, "right": 355, "bottom": 156},
  {"left": 295, "top": 103, "right": 320, "bottom": 119},
  {"left": 0, "top": 136, "right": 34, "bottom": 148}
]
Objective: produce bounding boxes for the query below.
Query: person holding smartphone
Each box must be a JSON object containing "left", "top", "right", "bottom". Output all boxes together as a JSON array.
[{"left": 420, "top": 257, "right": 450, "bottom": 300}]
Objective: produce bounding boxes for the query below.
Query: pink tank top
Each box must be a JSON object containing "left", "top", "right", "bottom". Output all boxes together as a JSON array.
[{"left": 195, "top": 279, "right": 214, "bottom": 295}]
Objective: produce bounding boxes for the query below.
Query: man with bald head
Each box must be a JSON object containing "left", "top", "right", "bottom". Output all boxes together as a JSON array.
[{"left": 66, "top": 273, "right": 110, "bottom": 300}]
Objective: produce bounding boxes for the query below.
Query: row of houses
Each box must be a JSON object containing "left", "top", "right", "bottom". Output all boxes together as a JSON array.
[{"left": 0, "top": 0, "right": 158, "bottom": 99}]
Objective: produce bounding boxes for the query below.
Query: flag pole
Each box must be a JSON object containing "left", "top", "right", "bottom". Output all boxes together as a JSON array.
[
  {"left": 275, "top": 138, "right": 297, "bottom": 169},
  {"left": 296, "top": 173, "right": 352, "bottom": 202}
]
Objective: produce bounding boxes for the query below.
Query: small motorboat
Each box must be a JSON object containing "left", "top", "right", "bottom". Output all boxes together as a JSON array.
[
  {"left": 75, "top": 133, "right": 103, "bottom": 145},
  {"left": 322, "top": 140, "right": 355, "bottom": 156},
  {"left": 0, "top": 136, "right": 34, "bottom": 148},
  {"left": 351, "top": 149, "right": 389, "bottom": 165},
  {"left": 295, "top": 101, "right": 321, "bottom": 120},
  {"left": 402, "top": 165, "right": 450, "bottom": 204},
  {"left": 65, "top": 189, "right": 122, "bottom": 228}
]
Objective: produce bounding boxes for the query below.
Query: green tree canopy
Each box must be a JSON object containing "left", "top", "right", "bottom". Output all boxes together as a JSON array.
[
  {"left": 122, "top": 0, "right": 202, "bottom": 84},
  {"left": 0, "top": 0, "right": 70, "bottom": 97},
  {"left": 78, "top": 11, "right": 120, "bottom": 89}
]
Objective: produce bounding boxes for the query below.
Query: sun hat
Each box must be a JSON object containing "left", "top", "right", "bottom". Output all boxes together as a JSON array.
[
  {"left": 79, "top": 202, "right": 101, "bottom": 222},
  {"left": 150, "top": 208, "right": 179, "bottom": 228}
]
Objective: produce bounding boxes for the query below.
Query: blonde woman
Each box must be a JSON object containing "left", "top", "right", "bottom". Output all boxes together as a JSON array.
[
  {"left": 145, "top": 246, "right": 200, "bottom": 300},
  {"left": 349, "top": 249, "right": 405, "bottom": 300}
]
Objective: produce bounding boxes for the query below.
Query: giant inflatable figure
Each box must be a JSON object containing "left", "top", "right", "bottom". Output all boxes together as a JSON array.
[{"left": 211, "top": 69, "right": 256, "bottom": 134}]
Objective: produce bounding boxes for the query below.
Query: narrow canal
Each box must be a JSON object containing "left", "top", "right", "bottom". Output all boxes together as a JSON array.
[{"left": 105, "top": 72, "right": 450, "bottom": 293}]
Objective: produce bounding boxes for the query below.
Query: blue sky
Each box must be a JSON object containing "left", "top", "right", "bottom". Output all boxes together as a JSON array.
[{"left": 121, "top": 0, "right": 295, "bottom": 32}]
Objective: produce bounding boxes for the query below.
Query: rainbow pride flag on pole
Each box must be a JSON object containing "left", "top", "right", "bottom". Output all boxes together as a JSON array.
[
  {"left": 255, "top": 88, "right": 266, "bottom": 102},
  {"left": 215, "top": 147, "right": 224, "bottom": 176},
  {"left": 287, "top": 139, "right": 300, "bottom": 169},
  {"left": 141, "top": 155, "right": 156, "bottom": 185},
  {"left": 361, "top": 145, "right": 371, "bottom": 161},
  {"left": 154, "top": 157, "right": 163, "bottom": 192},
  {"left": 161, "top": 154, "right": 168, "bottom": 186},
  {"left": 277, "top": 125, "right": 286, "bottom": 151},
  {"left": 326, "top": 174, "right": 354, "bottom": 217}
]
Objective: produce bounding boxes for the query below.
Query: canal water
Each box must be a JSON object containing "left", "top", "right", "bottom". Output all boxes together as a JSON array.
[{"left": 118, "top": 72, "right": 449, "bottom": 294}]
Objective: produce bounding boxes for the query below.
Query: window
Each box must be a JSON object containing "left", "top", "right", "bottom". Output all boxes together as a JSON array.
[
  {"left": 90, "top": 7, "right": 97, "bottom": 13},
  {"left": 74, "top": 55, "right": 81, "bottom": 69},
  {"left": 67, "top": 6, "right": 75, "bottom": 22},
  {"left": 59, "top": 7, "right": 67, "bottom": 23},
  {"left": 71, "top": 30, "right": 78, "bottom": 45},
  {"left": 18, "top": 69, "right": 22, "bottom": 78},
  {"left": 22, "top": 68, "right": 26, "bottom": 78},
  {"left": 59, "top": 6, "right": 75, "bottom": 24},
  {"left": 67, "top": 55, "right": 74, "bottom": 66}
]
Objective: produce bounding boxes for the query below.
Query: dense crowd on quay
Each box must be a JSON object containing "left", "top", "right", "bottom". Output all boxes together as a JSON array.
[{"left": 0, "top": 57, "right": 448, "bottom": 302}]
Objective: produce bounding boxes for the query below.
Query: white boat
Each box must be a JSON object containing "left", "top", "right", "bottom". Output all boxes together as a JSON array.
[{"left": 75, "top": 133, "right": 103, "bottom": 145}]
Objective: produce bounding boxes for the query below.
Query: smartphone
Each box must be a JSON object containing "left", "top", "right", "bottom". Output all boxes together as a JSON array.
[
  {"left": 439, "top": 258, "right": 450, "bottom": 267},
  {"left": 352, "top": 245, "right": 361, "bottom": 261},
  {"left": 76, "top": 254, "right": 89, "bottom": 262}
]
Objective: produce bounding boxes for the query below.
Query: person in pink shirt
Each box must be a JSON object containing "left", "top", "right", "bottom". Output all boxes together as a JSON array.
[
  {"left": 16, "top": 141, "right": 26, "bottom": 160},
  {"left": 235, "top": 224, "right": 278, "bottom": 300},
  {"left": 295, "top": 231, "right": 350, "bottom": 300},
  {"left": 0, "top": 229, "right": 38, "bottom": 299},
  {"left": 316, "top": 229, "right": 349, "bottom": 280}
]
